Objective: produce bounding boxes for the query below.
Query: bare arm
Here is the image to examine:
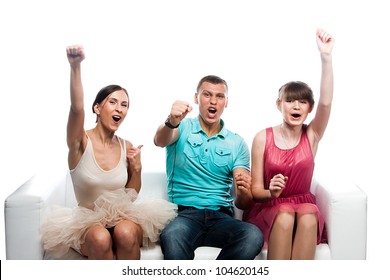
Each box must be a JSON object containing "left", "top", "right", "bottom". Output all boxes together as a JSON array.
[
  {"left": 308, "top": 29, "right": 335, "bottom": 151},
  {"left": 250, "top": 130, "right": 272, "bottom": 202},
  {"left": 233, "top": 168, "right": 253, "bottom": 210},
  {"left": 66, "top": 45, "right": 86, "bottom": 169},
  {"left": 250, "top": 129, "right": 288, "bottom": 202},
  {"left": 154, "top": 100, "right": 192, "bottom": 147},
  {"left": 154, "top": 123, "right": 180, "bottom": 148},
  {"left": 125, "top": 142, "right": 143, "bottom": 193}
]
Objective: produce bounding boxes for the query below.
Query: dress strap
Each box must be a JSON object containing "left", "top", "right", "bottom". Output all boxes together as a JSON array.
[{"left": 116, "top": 136, "right": 127, "bottom": 158}]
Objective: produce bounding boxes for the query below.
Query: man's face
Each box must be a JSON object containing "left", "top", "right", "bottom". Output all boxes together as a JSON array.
[{"left": 194, "top": 82, "right": 228, "bottom": 126}]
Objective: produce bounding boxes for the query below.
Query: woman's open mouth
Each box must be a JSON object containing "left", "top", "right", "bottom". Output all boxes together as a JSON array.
[
  {"left": 112, "top": 115, "right": 121, "bottom": 123},
  {"left": 291, "top": 113, "right": 301, "bottom": 119}
]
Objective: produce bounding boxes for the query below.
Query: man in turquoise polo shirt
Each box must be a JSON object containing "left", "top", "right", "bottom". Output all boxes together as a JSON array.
[{"left": 154, "top": 75, "right": 264, "bottom": 259}]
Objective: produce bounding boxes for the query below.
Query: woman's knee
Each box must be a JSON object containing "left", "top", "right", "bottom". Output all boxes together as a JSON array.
[
  {"left": 84, "top": 226, "right": 112, "bottom": 252},
  {"left": 296, "top": 213, "right": 318, "bottom": 231},
  {"left": 273, "top": 211, "right": 295, "bottom": 232},
  {"left": 113, "top": 220, "right": 142, "bottom": 247}
]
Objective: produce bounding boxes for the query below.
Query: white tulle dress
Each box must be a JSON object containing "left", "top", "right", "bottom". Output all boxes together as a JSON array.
[{"left": 41, "top": 136, "right": 177, "bottom": 258}]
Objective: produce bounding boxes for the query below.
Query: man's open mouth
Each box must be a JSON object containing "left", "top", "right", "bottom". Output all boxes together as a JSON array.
[{"left": 208, "top": 108, "right": 217, "bottom": 114}]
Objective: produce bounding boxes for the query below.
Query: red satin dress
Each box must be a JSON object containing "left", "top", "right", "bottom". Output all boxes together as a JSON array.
[{"left": 243, "top": 126, "right": 327, "bottom": 246}]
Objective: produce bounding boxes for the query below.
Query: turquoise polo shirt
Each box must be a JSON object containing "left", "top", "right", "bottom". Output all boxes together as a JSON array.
[{"left": 165, "top": 117, "right": 250, "bottom": 210}]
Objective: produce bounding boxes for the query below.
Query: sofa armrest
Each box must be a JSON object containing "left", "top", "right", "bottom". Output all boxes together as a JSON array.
[
  {"left": 4, "top": 169, "right": 69, "bottom": 259},
  {"left": 4, "top": 170, "right": 166, "bottom": 260},
  {"left": 311, "top": 174, "right": 367, "bottom": 259}
]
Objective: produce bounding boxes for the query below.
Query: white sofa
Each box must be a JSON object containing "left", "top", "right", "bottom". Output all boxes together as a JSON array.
[{"left": 4, "top": 168, "right": 367, "bottom": 260}]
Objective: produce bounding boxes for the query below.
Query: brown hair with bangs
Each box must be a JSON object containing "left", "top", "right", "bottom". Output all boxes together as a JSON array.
[{"left": 278, "top": 81, "right": 315, "bottom": 108}]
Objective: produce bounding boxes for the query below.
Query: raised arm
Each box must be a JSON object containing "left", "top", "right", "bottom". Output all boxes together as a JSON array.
[
  {"left": 66, "top": 45, "right": 86, "bottom": 169},
  {"left": 154, "top": 100, "right": 192, "bottom": 147},
  {"left": 308, "top": 29, "right": 335, "bottom": 153}
]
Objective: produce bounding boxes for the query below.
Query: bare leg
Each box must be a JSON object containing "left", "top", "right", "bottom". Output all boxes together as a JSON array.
[
  {"left": 113, "top": 220, "right": 143, "bottom": 260},
  {"left": 80, "top": 225, "right": 114, "bottom": 259},
  {"left": 267, "top": 211, "right": 295, "bottom": 260},
  {"left": 291, "top": 212, "right": 317, "bottom": 260}
]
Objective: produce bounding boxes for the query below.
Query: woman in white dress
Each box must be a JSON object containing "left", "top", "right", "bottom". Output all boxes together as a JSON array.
[{"left": 41, "top": 45, "right": 176, "bottom": 260}]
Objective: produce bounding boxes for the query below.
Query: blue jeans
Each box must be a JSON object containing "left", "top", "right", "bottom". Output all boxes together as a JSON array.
[{"left": 160, "top": 208, "right": 264, "bottom": 260}]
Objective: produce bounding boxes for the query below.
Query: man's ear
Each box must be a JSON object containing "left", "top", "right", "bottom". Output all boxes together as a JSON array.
[{"left": 194, "top": 93, "right": 199, "bottom": 104}]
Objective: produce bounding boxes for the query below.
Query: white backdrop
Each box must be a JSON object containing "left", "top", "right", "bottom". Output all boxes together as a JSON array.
[{"left": 1, "top": 0, "right": 389, "bottom": 277}]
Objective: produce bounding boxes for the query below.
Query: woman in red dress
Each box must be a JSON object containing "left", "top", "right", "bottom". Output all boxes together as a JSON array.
[{"left": 243, "top": 29, "right": 334, "bottom": 259}]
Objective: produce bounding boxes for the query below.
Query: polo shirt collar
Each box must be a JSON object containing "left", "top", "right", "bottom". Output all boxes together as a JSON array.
[{"left": 192, "top": 116, "right": 227, "bottom": 138}]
